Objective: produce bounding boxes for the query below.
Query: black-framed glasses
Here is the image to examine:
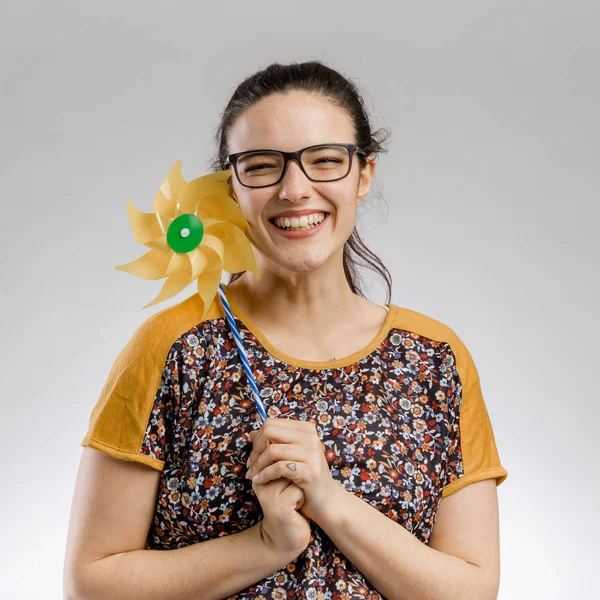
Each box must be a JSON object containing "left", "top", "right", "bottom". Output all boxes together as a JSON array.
[{"left": 225, "top": 143, "right": 367, "bottom": 188}]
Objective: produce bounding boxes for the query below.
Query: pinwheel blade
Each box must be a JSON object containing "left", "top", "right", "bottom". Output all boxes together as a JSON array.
[
  {"left": 142, "top": 262, "right": 193, "bottom": 309},
  {"left": 204, "top": 221, "right": 259, "bottom": 276},
  {"left": 188, "top": 246, "right": 211, "bottom": 281},
  {"left": 164, "top": 251, "right": 189, "bottom": 278},
  {"left": 177, "top": 170, "right": 233, "bottom": 216},
  {"left": 196, "top": 267, "right": 222, "bottom": 320},
  {"left": 125, "top": 200, "right": 164, "bottom": 244},
  {"left": 115, "top": 248, "right": 171, "bottom": 280},
  {"left": 195, "top": 192, "right": 248, "bottom": 231}
]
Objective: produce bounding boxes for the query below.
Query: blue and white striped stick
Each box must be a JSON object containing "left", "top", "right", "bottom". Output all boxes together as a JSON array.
[{"left": 217, "top": 283, "right": 268, "bottom": 423}]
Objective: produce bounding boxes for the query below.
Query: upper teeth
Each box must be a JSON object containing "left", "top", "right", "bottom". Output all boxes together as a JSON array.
[{"left": 273, "top": 212, "right": 327, "bottom": 228}]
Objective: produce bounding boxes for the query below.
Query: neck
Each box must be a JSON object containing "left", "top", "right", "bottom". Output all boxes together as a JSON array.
[{"left": 225, "top": 271, "right": 361, "bottom": 334}]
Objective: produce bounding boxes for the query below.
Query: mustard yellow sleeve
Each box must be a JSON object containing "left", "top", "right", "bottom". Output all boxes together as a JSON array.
[
  {"left": 80, "top": 317, "right": 180, "bottom": 471},
  {"left": 80, "top": 294, "right": 219, "bottom": 470},
  {"left": 442, "top": 333, "right": 508, "bottom": 498}
]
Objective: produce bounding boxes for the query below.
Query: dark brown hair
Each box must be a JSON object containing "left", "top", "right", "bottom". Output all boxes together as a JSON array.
[{"left": 208, "top": 60, "right": 393, "bottom": 304}]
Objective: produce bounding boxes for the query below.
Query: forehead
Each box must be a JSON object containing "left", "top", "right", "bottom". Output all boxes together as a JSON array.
[{"left": 228, "top": 90, "right": 355, "bottom": 153}]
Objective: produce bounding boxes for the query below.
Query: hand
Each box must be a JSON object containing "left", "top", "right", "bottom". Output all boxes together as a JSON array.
[
  {"left": 246, "top": 418, "right": 340, "bottom": 525},
  {"left": 251, "top": 474, "right": 311, "bottom": 557}
]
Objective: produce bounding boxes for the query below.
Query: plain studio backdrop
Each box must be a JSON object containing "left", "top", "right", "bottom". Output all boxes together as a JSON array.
[{"left": 1, "top": 1, "right": 598, "bottom": 598}]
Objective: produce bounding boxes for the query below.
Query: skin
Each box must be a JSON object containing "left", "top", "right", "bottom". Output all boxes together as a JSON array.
[{"left": 225, "top": 89, "right": 386, "bottom": 362}]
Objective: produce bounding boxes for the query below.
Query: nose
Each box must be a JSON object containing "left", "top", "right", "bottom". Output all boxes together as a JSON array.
[{"left": 278, "top": 158, "right": 312, "bottom": 201}]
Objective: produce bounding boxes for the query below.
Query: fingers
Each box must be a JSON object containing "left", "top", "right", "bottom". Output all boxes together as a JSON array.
[
  {"left": 252, "top": 474, "right": 305, "bottom": 511},
  {"left": 247, "top": 420, "right": 317, "bottom": 467},
  {"left": 260, "top": 479, "right": 305, "bottom": 509},
  {"left": 251, "top": 458, "right": 308, "bottom": 485},
  {"left": 246, "top": 443, "right": 304, "bottom": 482},
  {"left": 280, "top": 482, "right": 305, "bottom": 510},
  {"left": 252, "top": 473, "right": 288, "bottom": 495}
]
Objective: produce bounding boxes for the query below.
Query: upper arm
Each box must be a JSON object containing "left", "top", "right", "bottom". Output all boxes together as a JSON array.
[
  {"left": 66, "top": 306, "right": 202, "bottom": 595},
  {"left": 64, "top": 448, "right": 161, "bottom": 592},
  {"left": 428, "top": 328, "right": 508, "bottom": 596},
  {"left": 429, "top": 479, "right": 501, "bottom": 595}
]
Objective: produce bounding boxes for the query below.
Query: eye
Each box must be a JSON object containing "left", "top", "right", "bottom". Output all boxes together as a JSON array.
[
  {"left": 244, "top": 162, "right": 278, "bottom": 174},
  {"left": 313, "top": 156, "right": 343, "bottom": 164}
]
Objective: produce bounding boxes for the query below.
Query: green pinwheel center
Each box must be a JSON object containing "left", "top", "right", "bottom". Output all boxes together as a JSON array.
[{"left": 167, "top": 214, "right": 204, "bottom": 253}]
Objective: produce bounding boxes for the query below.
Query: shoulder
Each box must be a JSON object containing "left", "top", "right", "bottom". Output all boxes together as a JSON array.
[
  {"left": 120, "top": 292, "right": 225, "bottom": 364},
  {"left": 80, "top": 292, "right": 226, "bottom": 469},
  {"left": 387, "top": 303, "right": 479, "bottom": 382},
  {"left": 94, "top": 290, "right": 227, "bottom": 423}
]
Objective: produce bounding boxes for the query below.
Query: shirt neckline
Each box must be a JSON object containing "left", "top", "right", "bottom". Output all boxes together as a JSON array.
[{"left": 218, "top": 283, "right": 395, "bottom": 370}]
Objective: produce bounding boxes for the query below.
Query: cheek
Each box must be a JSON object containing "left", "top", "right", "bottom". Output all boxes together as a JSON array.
[
  {"left": 229, "top": 189, "right": 268, "bottom": 223},
  {"left": 328, "top": 194, "right": 358, "bottom": 225}
]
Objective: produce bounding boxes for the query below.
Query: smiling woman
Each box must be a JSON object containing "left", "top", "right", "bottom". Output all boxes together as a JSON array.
[{"left": 65, "top": 60, "right": 508, "bottom": 600}]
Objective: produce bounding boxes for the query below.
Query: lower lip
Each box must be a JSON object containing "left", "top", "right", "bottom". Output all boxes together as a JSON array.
[{"left": 269, "top": 214, "right": 330, "bottom": 238}]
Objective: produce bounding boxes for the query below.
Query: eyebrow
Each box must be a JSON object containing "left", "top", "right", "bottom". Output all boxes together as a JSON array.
[{"left": 237, "top": 143, "right": 345, "bottom": 154}]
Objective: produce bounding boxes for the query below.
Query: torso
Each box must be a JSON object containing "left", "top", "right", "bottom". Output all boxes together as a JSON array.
[
  {"left": 82, "top": 283, "right": 507, "bottom": 600},
  {"left": 141, "top": 292, "right": 458, "bottom": 558}
]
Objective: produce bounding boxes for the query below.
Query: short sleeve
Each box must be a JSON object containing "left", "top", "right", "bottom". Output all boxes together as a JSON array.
[
  {"left": 80, "top": 319, "right": 181, "bottom": 471},
  {"left": 442, "top": 334, "right": 508, "bottom": 498}
]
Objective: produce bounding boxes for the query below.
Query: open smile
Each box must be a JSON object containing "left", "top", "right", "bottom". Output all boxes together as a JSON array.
[{"left": 268, "top": 213, "right": 330, "bottom": 238}]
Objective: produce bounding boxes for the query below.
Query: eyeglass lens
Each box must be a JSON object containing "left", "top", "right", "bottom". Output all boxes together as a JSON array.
[{"left": 236, "top": 145, "right": 351, "bottom": 187}]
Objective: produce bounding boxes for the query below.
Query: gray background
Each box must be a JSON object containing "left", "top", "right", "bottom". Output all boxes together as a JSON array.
[{"left": 1, "top": 1, "right": 598, "bottom": 598}]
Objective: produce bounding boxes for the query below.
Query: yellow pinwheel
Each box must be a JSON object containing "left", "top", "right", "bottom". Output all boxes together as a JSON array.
[{"left": 116, "top": 160, "right": 259, "bottom": 316}]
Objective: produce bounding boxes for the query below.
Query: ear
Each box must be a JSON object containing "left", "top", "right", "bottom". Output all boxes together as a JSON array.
[
  {"left": 227, "top": 176, "right": 239, "bottom": 203},
  {"left": 357, "top": 155, "right": 376, "bottom": 206}
]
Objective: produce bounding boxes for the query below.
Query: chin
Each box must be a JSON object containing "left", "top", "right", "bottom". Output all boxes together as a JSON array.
[{"left": 281, "top": 250, "right": 333, "bottom": 272}]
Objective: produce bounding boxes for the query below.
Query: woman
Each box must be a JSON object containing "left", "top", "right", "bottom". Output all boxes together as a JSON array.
[{"left": 64, "top": 61, "right": 508, "bottom": 600}]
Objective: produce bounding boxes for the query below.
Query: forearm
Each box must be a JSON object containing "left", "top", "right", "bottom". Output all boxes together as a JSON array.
[
  {"left": 68, "top": 522, "right": 294, "bottom": 600},
  {"left": 318, "top": 484, "right": 493, "bottom": 600}
]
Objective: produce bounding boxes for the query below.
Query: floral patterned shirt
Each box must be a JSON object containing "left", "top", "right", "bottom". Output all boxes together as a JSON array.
[{"left": 81, "top": 284, "right": 507, "bottom": 599}]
